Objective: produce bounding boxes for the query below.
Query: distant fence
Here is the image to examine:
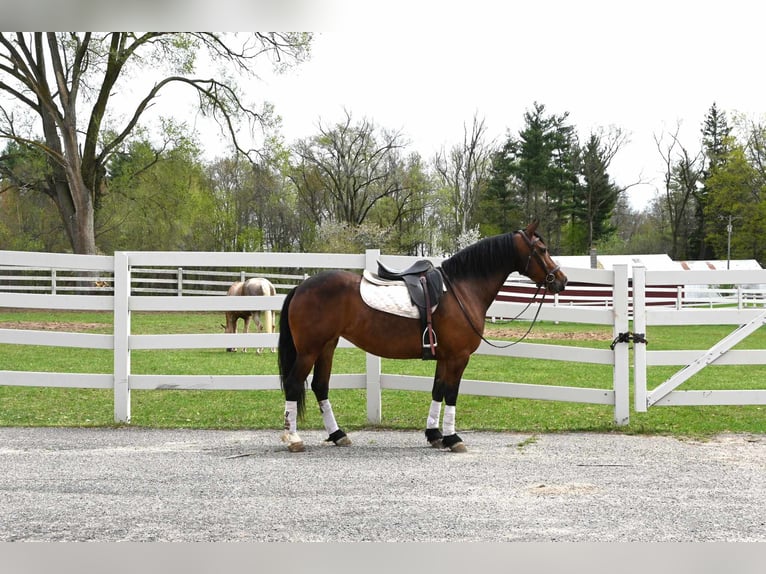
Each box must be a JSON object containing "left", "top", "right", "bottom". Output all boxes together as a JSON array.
[
  {"left": 6, "top": 260, "right": 763, "bottom": 309},
  {"left": 1, "top": 249, "right": 765, "bottom": 426}
]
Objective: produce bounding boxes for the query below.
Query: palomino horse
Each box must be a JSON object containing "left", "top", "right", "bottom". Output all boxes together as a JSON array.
[
  {"left": 278, "top": 221, "right": 567, "bottom": 453},
  {"left": 224, "top": 277, "right": 277, "bottom": 353}
]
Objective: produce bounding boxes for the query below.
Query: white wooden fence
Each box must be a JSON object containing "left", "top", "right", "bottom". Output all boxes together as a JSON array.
[{"left": 1, "top": 249, "right": 765, "bottom": 427}]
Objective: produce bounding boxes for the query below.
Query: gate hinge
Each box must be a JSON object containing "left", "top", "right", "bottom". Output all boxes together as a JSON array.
[{"left": 610, "top": 332, "right": 648, "bottom": 350}]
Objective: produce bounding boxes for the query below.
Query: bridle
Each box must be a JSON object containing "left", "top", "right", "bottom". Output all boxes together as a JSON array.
[{"left": 519, "top": 229, "right": 561, "bottom": 288}]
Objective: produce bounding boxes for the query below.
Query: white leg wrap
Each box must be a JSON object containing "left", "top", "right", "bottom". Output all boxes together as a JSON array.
[
  {"left": 281, "top": 401, "right": 303, "bottom": 450},
  {"left": 283, "top": 400, "right": 298, "bottom": 433},
  {"left": 318, "top": 399, "right": 340, "bottom": 435},
  {"left": 427, "top": 400, "right": 442, "bottom": 429},
  {"left": 443, "top": 405, "right": 456, "bottom": 436}
]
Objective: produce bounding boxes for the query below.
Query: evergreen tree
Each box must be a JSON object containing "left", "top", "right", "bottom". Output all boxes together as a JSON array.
[
  {"left": 481, "top": 102, "right": 577, "bottom": 252},
  {"left": 577, "top": 133, "right": 621, "bottom": 250},
  {"left": 696, "top": 103, "right": 732, "bottom": 258}
]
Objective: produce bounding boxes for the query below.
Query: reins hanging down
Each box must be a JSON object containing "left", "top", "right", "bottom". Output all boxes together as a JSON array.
[{"left": 440, "top": 267, "right": 547, "bottom": 349}]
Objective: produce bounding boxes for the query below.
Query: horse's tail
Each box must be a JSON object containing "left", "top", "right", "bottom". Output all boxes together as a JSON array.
[{"left": 278, "top": 287, "right": 305, "bottom": 418}]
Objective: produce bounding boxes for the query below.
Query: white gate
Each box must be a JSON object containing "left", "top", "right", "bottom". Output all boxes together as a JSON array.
[{"left": 632, "top": 265, "right": 766, "bottom": 410}]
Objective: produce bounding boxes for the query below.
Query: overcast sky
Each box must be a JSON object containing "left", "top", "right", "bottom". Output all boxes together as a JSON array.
[
  {"left": 238, "top": 0, "right": 764, "bottom": 210},
  {"left": 7, "top": 1, "right": 765, "bottom": 211}
]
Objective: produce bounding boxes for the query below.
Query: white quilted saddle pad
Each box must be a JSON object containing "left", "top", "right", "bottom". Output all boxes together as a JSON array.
[{"left": 360, "top": 270, "right": 428, "bottom": 319}]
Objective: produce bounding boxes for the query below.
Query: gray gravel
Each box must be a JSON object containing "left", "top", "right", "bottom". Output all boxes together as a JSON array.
[{"left": 1, "top": 427, "right": 764, "bottom": 542}]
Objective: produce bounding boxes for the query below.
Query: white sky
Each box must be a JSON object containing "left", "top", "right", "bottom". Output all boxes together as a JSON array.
[
  {"left": 6, "top": 1, "right": 765, "bottom": 212},
  {"left": 232, "top": 0, "right": 765, "bottom": 210}
]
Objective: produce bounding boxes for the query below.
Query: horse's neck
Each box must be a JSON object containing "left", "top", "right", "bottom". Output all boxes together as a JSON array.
[{"left": 457, "top": 269, "right": 512, "bottom": 314}]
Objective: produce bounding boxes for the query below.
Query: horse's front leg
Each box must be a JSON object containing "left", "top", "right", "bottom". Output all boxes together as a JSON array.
[
  {"left": 425, "top": 358, "right": 468, "bottom": 453},
  {"left": 311, "top": 340, "right": 351, "bottom": 447}
]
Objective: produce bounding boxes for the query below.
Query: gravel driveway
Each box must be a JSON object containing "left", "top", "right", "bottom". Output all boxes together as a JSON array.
[{"left": 1, "top": 427, "right": 764, "bottom": 542}]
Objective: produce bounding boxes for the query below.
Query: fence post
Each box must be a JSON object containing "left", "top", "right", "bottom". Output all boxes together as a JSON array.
[
  {"left": 365, "top": 248, "right": 382, "bottom": 424},
  {"left": 177, "top": 267, "right": 183, "bottom": 296},
  {"left": 633, "top": 266, "right": 648, "bottom": 412},
  {"left": 612, "top": 264, "right": 630, "bottom": 425},
  {"left": 51, "top": 269, "right": 57, "bottom": 295},
  {"left": 113, "top": 251, "right": 131, "bottom": 423}
]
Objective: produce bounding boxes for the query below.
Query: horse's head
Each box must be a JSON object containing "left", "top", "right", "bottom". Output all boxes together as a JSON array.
[{"left": 517, "top": 220, "right": 567, "bottom": 294}]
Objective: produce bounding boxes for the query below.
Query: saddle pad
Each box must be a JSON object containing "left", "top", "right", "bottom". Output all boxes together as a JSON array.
[{"left": 360, "top": 270, "right": 425, "bottom": 319}]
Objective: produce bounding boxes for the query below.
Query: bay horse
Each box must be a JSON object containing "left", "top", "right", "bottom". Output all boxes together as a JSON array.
[
  {"left": 224, "top": 277, "right": 277, "bottom": 353},
  {"left": 278, "top": 221, "right": 567, "bottom": 453}
]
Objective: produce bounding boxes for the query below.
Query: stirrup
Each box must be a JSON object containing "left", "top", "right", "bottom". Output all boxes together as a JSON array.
[{"left": 422, "top": 327, "right": 438, "bottom": 349}]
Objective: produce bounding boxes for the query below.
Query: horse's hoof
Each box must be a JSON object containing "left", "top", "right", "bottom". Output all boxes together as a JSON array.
[
  {"left": 442, "top": 433, "right": 467, "bottom": 453},
  {"left": 327, "top": 429, "right": 352, "bottom": 447},
  {"left": 287, "top": 441, "right": 305, "bottom": 453},
  {"left": 429, "top": 439, "right": 444, "bottom": 449},
  {"left": 281, "top": 432, "right": 305, "bottom": 453},
  {"left": 335, "top": 436, "right": 352, "bottom": 446}
]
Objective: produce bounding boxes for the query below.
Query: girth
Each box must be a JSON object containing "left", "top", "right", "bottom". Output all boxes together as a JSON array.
[{"left": 377, "top": 260, "right": 444, "bottom": 360}]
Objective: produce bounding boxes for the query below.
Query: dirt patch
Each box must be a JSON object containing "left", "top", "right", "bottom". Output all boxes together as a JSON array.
[
  {"left": 487, "top": 327, "right": 612, "bottom": 341},
  {"left": 0, "top": 321, "right": 107, "bottom": 332}
]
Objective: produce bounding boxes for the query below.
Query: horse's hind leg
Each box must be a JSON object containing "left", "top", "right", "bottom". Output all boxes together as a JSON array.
[
  {"left": 311, "top": 339, "right": 351, "bottom": 447},
  {"left": 241, "top": 315, "right": 251, "bottom": 352},
  {"left": 282, "top": 353, "right": 316, "bottom": 453},
  {"left": 254, "top": 311, "right": 265, "bottom": 354}
]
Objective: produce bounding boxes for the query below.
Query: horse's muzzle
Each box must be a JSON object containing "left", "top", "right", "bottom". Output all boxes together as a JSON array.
[{"left": 542, "top": 266, "right": 567, "bottom": 294}]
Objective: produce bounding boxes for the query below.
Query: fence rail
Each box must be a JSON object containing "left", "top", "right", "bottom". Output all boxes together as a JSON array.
[{"left": 2, "top": 249, "right": 765, "bottom": 426}]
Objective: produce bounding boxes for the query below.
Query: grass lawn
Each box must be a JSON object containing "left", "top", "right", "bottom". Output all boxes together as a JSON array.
[{"left": 1, "top": 309, "right": 764, "bottom": 436}]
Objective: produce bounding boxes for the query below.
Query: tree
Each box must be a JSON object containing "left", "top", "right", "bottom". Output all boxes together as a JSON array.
[
  {"left": 478, "top": 138, "right": 526, "bottom": 237},
  {"left": 482, "top": 102, "right": 576, "bottom": 252},
  {"left": 654, "top": 124, "right": 703, "bottom": 259},
  {"left": 0, "top": 32, "right": 311, "bottom": 254},
  {"left": 695, "top": 102, "right": 732, "bottom": 258},
  {"left": 290, "top": 110, "right": 407, "bottom": 227},
  {"left": 96, "top": 136, "right": 214, "bottom": 252},
  {"left": 365, "top": 151, "right": 436, "bottom": 255},
  {"left": 574, "top": 128, "right": 627, "bottom": 251},
  {"left": 704, "top": 145, "right": 764, "bottom": 263},
  {"left": 433, "top": 114, "right": 493, "bottom": 250}
]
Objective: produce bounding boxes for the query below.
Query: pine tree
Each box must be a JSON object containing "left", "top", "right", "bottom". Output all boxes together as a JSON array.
[{"left": 695, "top": 102, "right": 732, "bottom": 258}]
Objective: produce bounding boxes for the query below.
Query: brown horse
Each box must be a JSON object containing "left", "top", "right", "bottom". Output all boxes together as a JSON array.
[
  {"left": 224, "top": 277, "right": 277, "bottom": 353},
  {"left": 278, "top": 221, "right": 567, "bottom": 452}
]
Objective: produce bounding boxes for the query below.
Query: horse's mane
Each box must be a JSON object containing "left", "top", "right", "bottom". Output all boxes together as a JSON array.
[{"left": 440, "top": 232, "right": 517, "bottom": 281}]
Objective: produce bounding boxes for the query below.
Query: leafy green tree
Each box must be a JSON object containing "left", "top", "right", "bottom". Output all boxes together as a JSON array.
[
  {"left": 704, "top": 145, "right": 765, "bottom": 263},
  {"left": 97, "top": 137, "right": 214, "bottom": 251},
  {"left": 0, "top": 32, "right": 311, "bottom": 254},
  {"left": 1, "top": 140, "right": 70, "bottom": 251}
]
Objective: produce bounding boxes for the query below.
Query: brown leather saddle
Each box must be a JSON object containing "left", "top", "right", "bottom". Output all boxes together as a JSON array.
[{"left": 377, "top": 259, "right": 444, "bottom": 360}]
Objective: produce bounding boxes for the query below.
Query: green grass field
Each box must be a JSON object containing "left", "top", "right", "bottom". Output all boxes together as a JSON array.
[{"left": 1, "top": 309, "right": 764, "bottom": 436}]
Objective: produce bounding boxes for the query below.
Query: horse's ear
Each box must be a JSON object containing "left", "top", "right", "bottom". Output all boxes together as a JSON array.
[{"left": 527, "top": 219, "right": 540, "bottom": 234}]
